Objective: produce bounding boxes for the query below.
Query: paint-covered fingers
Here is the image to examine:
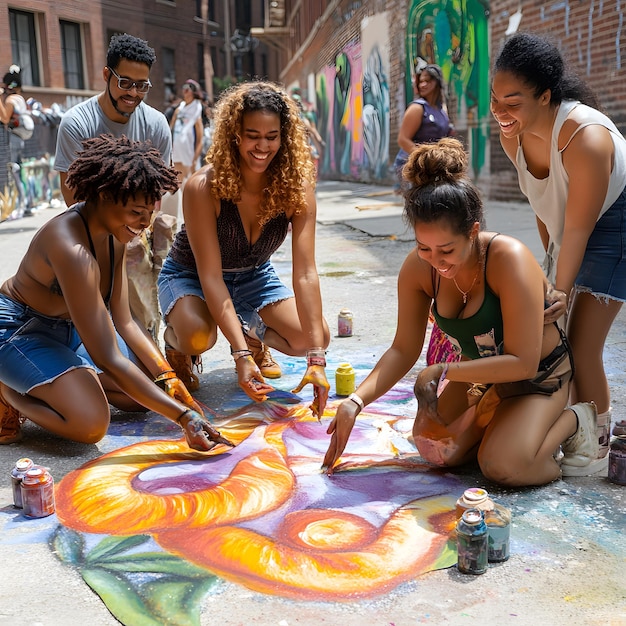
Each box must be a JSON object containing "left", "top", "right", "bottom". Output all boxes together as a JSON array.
[
  {"left": 322, "top": 401, "right": 358, "bottom": 474},
  {"left": 162, "top": 377, "right": 203, "bottom": 413},
  {"left": 180, "top": 411, "right": 234, "bottom": 450},
  {"left": 291, "top": 365, "right": 330, "bottom": 420},
  {"left": 236, "top": 357, "right": 274, "bottom": 402}
]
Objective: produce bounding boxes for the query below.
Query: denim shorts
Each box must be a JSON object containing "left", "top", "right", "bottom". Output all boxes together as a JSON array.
[
  {"left": 0, "top": 293, "right": 93, "bottom": 394},
  {"left": 0, "top": 294, "right": 134, "bottom": 393},
  {"left": 576, "top": 185, "right": 626, "bottom": 301},
  {"left": 158, "top": 258, "right": 293, "bottom": 340}
]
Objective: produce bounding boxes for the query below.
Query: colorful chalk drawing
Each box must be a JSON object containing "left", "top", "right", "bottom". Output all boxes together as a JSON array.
[{"left": 50, "top": 368, "right": 462, "bottom": 625}]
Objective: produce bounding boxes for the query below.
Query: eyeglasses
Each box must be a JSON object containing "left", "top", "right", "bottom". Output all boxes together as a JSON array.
[{"left": 107, "top": 66, "right": 152, "bottom": 93}]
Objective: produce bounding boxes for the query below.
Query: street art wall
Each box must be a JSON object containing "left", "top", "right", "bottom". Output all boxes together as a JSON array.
[
  {"left": 310, "top": 3, "right": 489, "bottom": 183},
  {"left": 315, "top": 13, "right": 391, "bottom": 182},
  {"left": 405, "top": 0, "right": 491, "bottom": 178}
]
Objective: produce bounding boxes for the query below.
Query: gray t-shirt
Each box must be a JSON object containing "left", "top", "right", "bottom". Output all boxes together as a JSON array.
[{"left": 54, "top": 95, "right": 172, "bottom": 172}]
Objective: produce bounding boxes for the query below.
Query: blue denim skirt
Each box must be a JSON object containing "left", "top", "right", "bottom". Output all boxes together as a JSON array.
[
  {"left": 158, "top": 258, "right": 293, "bottom": 340},
  {"left": 576, "top": 185, "right": 626, "bottom": 301},
  {"left": 0, "top": 294, "right": 94, "bottom": 394}
]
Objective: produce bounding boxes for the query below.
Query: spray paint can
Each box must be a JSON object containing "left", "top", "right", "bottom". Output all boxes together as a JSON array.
[
  {"left": 335, "top": 362, "right": 356, "bottom": 396},
  {"left": 20, "top": 467, "right": 55, "bottom": 518},
  {"left": 608, "top": 435, "right": 626, "bottom": 485},
  {"left": 10, "top": 457, "right": 34, "bottom": 508},
  {"left": 456, "top": 508, "right": 488, "bottom": 575},
  {"left": 337, "top": 308, "right": 353, "bottom": 337}
]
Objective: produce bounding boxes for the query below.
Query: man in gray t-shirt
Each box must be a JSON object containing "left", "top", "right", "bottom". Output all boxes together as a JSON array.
[{"left": 54, "top": 34, "right": 175, "bottom": 339}]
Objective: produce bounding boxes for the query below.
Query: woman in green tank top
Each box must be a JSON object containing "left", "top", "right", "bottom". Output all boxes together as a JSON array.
[{"left": 323, "top": 138, "right": 605, "bottom": 486}]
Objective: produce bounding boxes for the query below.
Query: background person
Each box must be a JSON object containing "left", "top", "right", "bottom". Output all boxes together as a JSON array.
[
  {"left": 324, "top": 138, "right": 600, "bottom": 486},
  {"left": 0, "top": 135, "right": 229, "bottom": 451},
  {"left": 54, "top": 33, "right": 174, "bottom": 341},
  {"left": 170, "top": 79, "right": 204, "bottom": 183},
  {"left": 157, "top": 81, "right": 330, "bottom": 416},
  {"left": 491, "top": 31, "right": 625, "bottom": 457},
  {"left": 0, "top": 65, "right": 29, "bottom": 218},
  {"left": 393, "top": 64, "right": 452, "bottom": 190}
]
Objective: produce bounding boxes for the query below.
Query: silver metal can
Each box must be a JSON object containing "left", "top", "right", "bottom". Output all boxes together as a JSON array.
[{"left": 10, "top": 457, "right": 34, "bottom": 508}]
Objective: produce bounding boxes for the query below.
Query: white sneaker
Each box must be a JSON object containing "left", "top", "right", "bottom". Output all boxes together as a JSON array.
[{"left": 561, "top": 402, "right": 609, "bottom": 477}]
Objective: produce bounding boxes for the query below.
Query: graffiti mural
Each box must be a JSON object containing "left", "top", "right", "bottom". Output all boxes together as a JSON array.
[
  {"left": 362, "top": 13, "right": 391, "bottom": 180},
  {"left": 316, "top": 41, "right": 364, "bottom": 178},
  {"left": 405, "top": 0, "right": 490, "bottom": 178}
]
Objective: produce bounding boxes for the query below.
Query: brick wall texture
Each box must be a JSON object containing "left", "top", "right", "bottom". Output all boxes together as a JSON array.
[{"left": 280, "top": 0, "right": 626, "bottom": 200}]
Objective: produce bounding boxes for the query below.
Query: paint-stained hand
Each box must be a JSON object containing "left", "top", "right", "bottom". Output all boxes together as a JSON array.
[
  {"left": 159, "top": 376, "right": 204, "bottom": 413},
  {"left": 291, "top": 364, "right": 330, "bottom": 420},
  {"left": 235, "top": 355, "right": 275, "bottom": 402},
  {"left": 322, "top": 399, "right": 359, "bottom": 474},
  {"left": 179, "top": 410, "right": 235, "bottom": 451}
]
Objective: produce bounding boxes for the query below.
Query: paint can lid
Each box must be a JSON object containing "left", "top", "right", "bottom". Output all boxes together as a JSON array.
[
  {"left": 22, "top": 468, "right": 45, "bottom": 483},
  {"left": 461, "top": 508, "right": 484, "bottom": 524},
  {"left": 462, "top": 487, "right": 489, "bottom": 504},
  {"left": 14, "top": 458, "right": 34, "bottom": 471}
]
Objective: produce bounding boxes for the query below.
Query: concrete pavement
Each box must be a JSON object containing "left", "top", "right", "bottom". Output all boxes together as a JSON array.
[{"left": 0, "top": 182, "right": 625, "bottom": 626}]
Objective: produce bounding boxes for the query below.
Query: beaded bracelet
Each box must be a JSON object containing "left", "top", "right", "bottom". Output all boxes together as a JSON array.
[{"left": 233, "top": 351, "right": 254, "bottom": 362}]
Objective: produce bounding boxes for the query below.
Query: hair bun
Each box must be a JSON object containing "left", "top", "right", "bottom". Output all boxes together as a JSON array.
[{"left": 402, "top": 137, "right": 468, "bottom": 187}]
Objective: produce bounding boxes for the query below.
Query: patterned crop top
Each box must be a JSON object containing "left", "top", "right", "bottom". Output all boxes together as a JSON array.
[
  {"left": 431, "top": 235, "right": 504, "bottom": 360},
  {"left": 168, "top": 198, "right": 290, "bottom": 271}
]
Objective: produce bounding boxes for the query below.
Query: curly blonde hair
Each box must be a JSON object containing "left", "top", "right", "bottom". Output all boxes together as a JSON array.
[{"left": 206, "top": 81, "right": 316, "bottom": 224}]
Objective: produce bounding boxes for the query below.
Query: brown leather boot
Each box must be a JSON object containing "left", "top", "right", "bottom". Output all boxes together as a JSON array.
[
  {"left": 165, "top": 347, "right": 201, "bottom": 392},
  {"left": 0, "top": 389, "right": 24, "bottom": 444},
  {"left": 245, "top": 336, "right": 282, "bottom": 379}
]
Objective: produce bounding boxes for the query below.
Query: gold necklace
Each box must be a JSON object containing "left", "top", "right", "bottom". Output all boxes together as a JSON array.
[{"left": 453, "top": 263, "right": 481, "bottom": 304}]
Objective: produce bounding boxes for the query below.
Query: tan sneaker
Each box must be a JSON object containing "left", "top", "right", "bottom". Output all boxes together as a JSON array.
[
  {"left": 165, "top": 347, "right": 200, "bottom": 392},
  {"left": 0, "top": 390, "right": 24, "bottom": 445},
  {"left": 245, "top": 336, "right": 282, "bottom": 379},
  {"left": 561, "top": 402, "right": 609, "bottom": 477}
]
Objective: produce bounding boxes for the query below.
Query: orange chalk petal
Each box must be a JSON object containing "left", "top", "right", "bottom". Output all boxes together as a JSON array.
[
  {"left": 55, "top": 439, "right": 294, "bottom": 535},
  {"left": 156, "top": 495, "right": 454, "bottom": 600}
]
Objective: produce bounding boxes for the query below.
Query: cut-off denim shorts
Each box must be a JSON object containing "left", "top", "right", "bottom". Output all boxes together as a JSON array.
[
  {"left": 575, "top": 184, "right": 626, "bottom": 302},
  {"left": 0, "top": 293, "right": 134, "bottom": 394},
  {"left": 158, "top": 258, "right": 293, "bottom": 341},
  {"left": 0, "top": 293, "right": 92, "bottom": 394}
]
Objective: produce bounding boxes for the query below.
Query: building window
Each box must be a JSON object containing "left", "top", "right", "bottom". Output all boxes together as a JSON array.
[
  {"left": 195, "top": 0, "right": 216, "bottom": 21},
  {"left": 60, "top": 21, "right": 85, "bottom": 90},
  {"left": 162, "top": 47, "right": 176, "bottom": 100},
  {"left": 9, "top": 9, "right": 40, "bottom": 86}
]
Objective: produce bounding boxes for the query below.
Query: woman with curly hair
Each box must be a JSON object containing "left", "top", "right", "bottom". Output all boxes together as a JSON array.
[
  {"left": 158, "top": 81, "right": 330, "bottom": 416},
  {"left": 323, "top": 138, "right": 600, "bottom": 486},
  {"left": 0, "top": 135, "right": 231, "bottom": 451}
]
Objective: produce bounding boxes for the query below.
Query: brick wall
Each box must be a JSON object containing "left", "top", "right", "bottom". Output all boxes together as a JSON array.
[{"left": 489, "top": 0, "right": 626, "bottom": 200}]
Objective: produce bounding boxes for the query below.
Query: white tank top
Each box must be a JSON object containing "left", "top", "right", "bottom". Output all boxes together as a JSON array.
[{"left": 515, "top": 100, "right": 626, "bottom": 271}]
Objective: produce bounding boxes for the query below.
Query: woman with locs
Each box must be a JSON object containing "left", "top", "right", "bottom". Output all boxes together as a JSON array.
[
  {"left": 323, "top": 138, "right": 600, "bottom": 487},
  {"left": 0, "top": 134, "right": 231, "bottom": 450},
  {"left": 158, "top": 81, "right": 330, "bottom": 417},
  {"left": 491, "top": 32, "right": 626, "bottom": 461}
]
